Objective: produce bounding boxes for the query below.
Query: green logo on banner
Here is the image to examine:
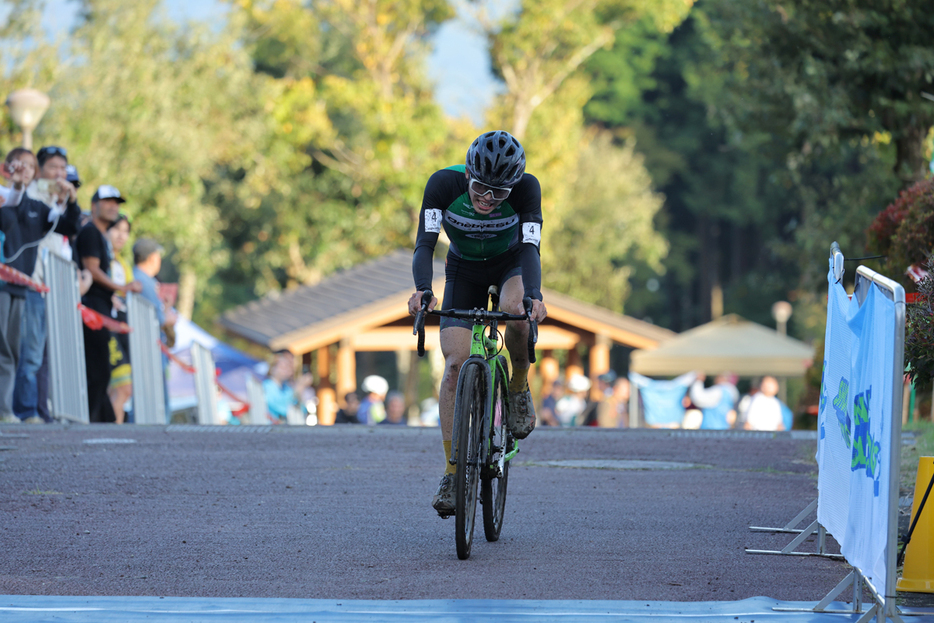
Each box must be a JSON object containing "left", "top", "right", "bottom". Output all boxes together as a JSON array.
[
  {"left": 832, "top": 378, "right": 851, "bottom": 449},
  {"left": 850, "top": 387, "right": 881, "bottom": 497}
]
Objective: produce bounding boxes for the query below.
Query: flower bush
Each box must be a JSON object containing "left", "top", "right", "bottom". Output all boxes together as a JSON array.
[
  {"left": 906, "top": 257, "right": 934, "bottom": 390},
  {"left": 868, "top": 178, "right": 934, "bottom": 278}
]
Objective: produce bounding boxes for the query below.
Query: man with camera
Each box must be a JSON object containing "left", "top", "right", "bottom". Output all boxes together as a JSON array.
[
  {"left": 0, "top": 147, "right": 80, "bottom": 423},
  {"left": 12, "top": 146, "right": 80, "bottom": 422}
]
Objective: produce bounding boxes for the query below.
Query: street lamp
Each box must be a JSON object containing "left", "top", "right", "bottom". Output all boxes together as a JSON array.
[
  {"left": 5, "top": 88, "right": 51, "bottom": 150},
  {"left": 771, "top": 300, "right": 793, "bottom": 336}
]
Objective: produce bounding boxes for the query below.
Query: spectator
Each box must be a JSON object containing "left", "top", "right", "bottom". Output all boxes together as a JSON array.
[
  {"left": 16, "top": 147, "right": 75, "bottom": 423},
  {"left": 106, "top": 214, "right": 133, "bottom": 423},
  {"left": 595, "top": 370, "right": 617, "bottom": 428},
  {"left": 740, "top": 376, "right": 792, "bottom": 431},
  {"left": 334, "top": 391, "right": 361, "bottom": 424},
  {"left": 76, "top": 185, "right": 142, "bottom": 423},
  {"left": 357, "top": 375, "right": 388, "bottom": 425},
  {"left": 600, "top": 376, "right": 631, "bottom": 428},
  {"left": 262, "top": 350, "right": 313, "bottom": 424},
  {"left": 132, "top": 237, "right": 176, "bottom": 419},
  {"left": 0, "top": 148, "right": 80, "bottom": 423},
  {"left": 554, "top": 374, "right": 591, "bottom": 426},
  {"left": 688, "top": 372, "right": 740, "bottom": 430},
  {"left": 380, "top": 390, "right": 408, "bottom": 425},
  {"left": 538, "top": 378, "right": 564, "bottom": 427}
]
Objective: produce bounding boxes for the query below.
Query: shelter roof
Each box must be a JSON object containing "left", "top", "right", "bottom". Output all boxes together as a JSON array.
[
  {"left": 629, "top": 314, "right": 814, "bottom": 377},
  {"left": 219, "top": 250, "right": 675, "bottom": 354}
]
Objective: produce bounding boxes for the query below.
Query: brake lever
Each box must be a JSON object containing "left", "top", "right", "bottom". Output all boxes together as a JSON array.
[
  {"left": 414, "top": 290, "right": 433, "bottom": 357},
  {"left": 523, "top": 296, "right": 538, "bottom": 364}
]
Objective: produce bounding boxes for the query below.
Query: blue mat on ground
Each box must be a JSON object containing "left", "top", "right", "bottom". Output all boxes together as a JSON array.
[{"left": 1, "top": 596, "right": 932, "bottom": 623}]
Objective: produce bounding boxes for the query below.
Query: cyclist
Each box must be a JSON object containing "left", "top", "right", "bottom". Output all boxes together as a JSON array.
[{"left": 407, "top": 130, "right": 548, "bottom": 517}]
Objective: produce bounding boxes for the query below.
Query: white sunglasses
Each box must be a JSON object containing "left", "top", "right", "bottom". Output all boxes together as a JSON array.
[{"left": 469, "top": 177, "right": 512, "bottom": 201}]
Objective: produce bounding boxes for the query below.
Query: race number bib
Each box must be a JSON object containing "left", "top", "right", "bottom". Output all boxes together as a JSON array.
[
  {"left": 522, "top": 222, "right": 541, "bottom": 247},
  {"left": 424, "top": 209, "right": 443, "bottom": 233}
]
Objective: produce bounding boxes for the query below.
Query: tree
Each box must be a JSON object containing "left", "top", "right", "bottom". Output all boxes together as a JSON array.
[
  {"left": 580, "top": 8, "right": 903, "bottom": 334},
  {"left": 544, "top": 132, "right": 667, "bottom": 310},
  {"left": 37, "top": 0, "right": 271, "bottom": 320},
  {"left": 465, "top": 0, "right": 694, "bottom": 310},
  {"left": 700, "top": 0, "right": 934, "bottom": 187},
  {"left": 220, "top": 0, "right": 470, "bottom": 298}
]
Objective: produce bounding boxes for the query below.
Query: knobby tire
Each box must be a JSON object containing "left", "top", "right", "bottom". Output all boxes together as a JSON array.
[
  {"left": 482, "top": 356, "right": 510, "bottom": 542},
  {"left": 454, "top": 360, "right": 489, "bottom": 560}
]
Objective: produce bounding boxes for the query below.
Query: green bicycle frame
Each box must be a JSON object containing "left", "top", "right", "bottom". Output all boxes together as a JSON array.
[{"left": 467, "top": 322, "right": 519, "bottom": 466}]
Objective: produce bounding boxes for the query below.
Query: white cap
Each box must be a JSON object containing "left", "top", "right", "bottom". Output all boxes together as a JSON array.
[
  {"left": 567, "top": 374, "right": 592, "bottom": 393},
  {"left": 361, "top": 375, "right": 389, "bottom": 396},
  {"left": 92, "top": 184, "right": 126, "bottom": 203}
]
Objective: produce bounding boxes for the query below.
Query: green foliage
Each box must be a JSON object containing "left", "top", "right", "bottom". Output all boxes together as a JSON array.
[
  {"left": 543, "top": 131, "right": 667, "bottom": 311},
  {"left": 481, "top": 0, "right": 692, "bottom": 310},
  {"left": 699, "top": 0, "right": 934, "bottom": 185}
]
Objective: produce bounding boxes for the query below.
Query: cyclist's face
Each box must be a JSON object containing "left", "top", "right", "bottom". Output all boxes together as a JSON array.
[{"left": 466, "top": 173, "right": 506, "bottom": 215}]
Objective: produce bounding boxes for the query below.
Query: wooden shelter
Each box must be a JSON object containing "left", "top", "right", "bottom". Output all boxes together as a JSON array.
[{"left": 220, "top": 250, "right": 675, "bottom": 423}]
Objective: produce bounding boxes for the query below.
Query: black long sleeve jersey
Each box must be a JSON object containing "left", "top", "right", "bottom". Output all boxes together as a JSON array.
[{"left": 412, "top": 165, "right": 543, "bottom": 301}]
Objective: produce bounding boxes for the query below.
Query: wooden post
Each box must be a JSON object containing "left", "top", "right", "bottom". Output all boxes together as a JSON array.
[
  {"left": 566, "top": 345, "right": 583, "bottom": 381},
  {"left": 336, "top": 338, "right": 356, "bottom": 409},
  {"left": 317, "top": 345, "right": 336, "bottom": 425},
  {"left": 589, "top": 334, "right": 611, "bottom": 401},
  {"left": 539, "top": 350, "right": 559, "bottom": 398},
  {"left": 401, "top": 350, "right": 421, "bottom": 424}
]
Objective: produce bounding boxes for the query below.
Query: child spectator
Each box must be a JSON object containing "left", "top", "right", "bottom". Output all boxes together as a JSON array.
[
  {"left": 106, "top": 214, "right": 133, "bottom": 423},
  {"left": 334, "top": 391, "right": 361, "bottom": 424}
]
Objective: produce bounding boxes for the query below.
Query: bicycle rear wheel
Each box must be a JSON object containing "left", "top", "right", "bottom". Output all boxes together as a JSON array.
[
  {"left": 482, "top": 357, "right": 510, "bottom": 542},
  {"left": 454, "top": 359, "right": 489, "bottom": 560}
]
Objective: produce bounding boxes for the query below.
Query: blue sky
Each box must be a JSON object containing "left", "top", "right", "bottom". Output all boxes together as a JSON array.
[{"left": 40, "top": 0, "right": 496, "bottom": 124}]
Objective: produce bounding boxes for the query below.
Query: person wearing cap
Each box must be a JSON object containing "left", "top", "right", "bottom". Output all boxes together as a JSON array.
[
  {"left": 0, "top": 147, "right": 80, "bottom": 424},
  {"left": 76, "top": 185, "right": 143, "bottom": 423},
  {"left": 133, "top": 235, "right": 177, "bottom": 420},
  {"left": 12, "top": 147, "right": 81, "bottom": 424},
  {"left": 357, "top": 375, "right": 389, "bottom": 425}
]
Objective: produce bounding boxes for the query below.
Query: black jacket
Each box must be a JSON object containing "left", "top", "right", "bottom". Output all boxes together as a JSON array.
[{"left": 0, "top": 192, "right": 81, "bottom": 297}]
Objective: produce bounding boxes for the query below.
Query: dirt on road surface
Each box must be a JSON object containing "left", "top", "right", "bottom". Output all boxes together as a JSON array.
[{"left": 0, "top": 425, "right": 847, "bottom": 601}]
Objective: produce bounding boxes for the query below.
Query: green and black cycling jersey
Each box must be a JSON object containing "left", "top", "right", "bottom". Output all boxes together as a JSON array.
[{"left": 413, "top": 165, "right": 543, "bottom": 301}]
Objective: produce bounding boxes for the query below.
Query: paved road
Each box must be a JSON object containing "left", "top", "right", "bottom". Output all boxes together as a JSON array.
[{"left": 0, "top": 425, "right": 845, "bottom": 601}]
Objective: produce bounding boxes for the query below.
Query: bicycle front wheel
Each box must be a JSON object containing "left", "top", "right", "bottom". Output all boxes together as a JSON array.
[
  {"left": 454, "top": 359, "right": 489, "bottom": 560},
  {"left": 482, "top": 356, "right": 510, "bottom": 541}
]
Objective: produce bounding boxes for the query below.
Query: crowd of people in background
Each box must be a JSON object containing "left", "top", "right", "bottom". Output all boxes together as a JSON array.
[
  {"left": 257, "top": 362, "right": 793, "bottom": 431},
  {"left": 0, "top": 144, "right": 176, "bottom": 424},
  {"left": 1, "top": 146, "right": 795, "bottom": 432}
]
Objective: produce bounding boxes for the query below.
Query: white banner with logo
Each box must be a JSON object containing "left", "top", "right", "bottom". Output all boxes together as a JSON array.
[{"left": 817, "top": 261, "right": 895, "bottom": 591}]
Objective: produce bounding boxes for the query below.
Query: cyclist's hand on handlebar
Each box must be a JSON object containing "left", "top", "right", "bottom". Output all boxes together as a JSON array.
[
  {"left": 408, "top": 290, "right": 437, "bottom": 316},
  {"left": 528, "top": 298, "right": 547, "bottom": 322}
]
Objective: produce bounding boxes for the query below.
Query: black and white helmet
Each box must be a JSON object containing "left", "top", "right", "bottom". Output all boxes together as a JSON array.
[{"left": 465, "top": 131, "right": 526, "bottom": 187}]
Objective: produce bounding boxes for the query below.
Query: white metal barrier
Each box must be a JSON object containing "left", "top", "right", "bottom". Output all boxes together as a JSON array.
[
  {"left": 246, "top": 375, "right": 268, "bottom": 425},
  {"left": 127, "top": 293, "right": 166, "bottom": 425},
  {"left": 43, "top": 250, "right": 89, "bottom": 424},
  {"left": 191, "top": 342, "right": 219, "bottom": 425}
]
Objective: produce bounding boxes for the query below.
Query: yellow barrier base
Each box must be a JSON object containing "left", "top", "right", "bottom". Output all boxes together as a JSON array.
[{"left": 898, "top": 456, "right": 934, "bottom": 593}]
